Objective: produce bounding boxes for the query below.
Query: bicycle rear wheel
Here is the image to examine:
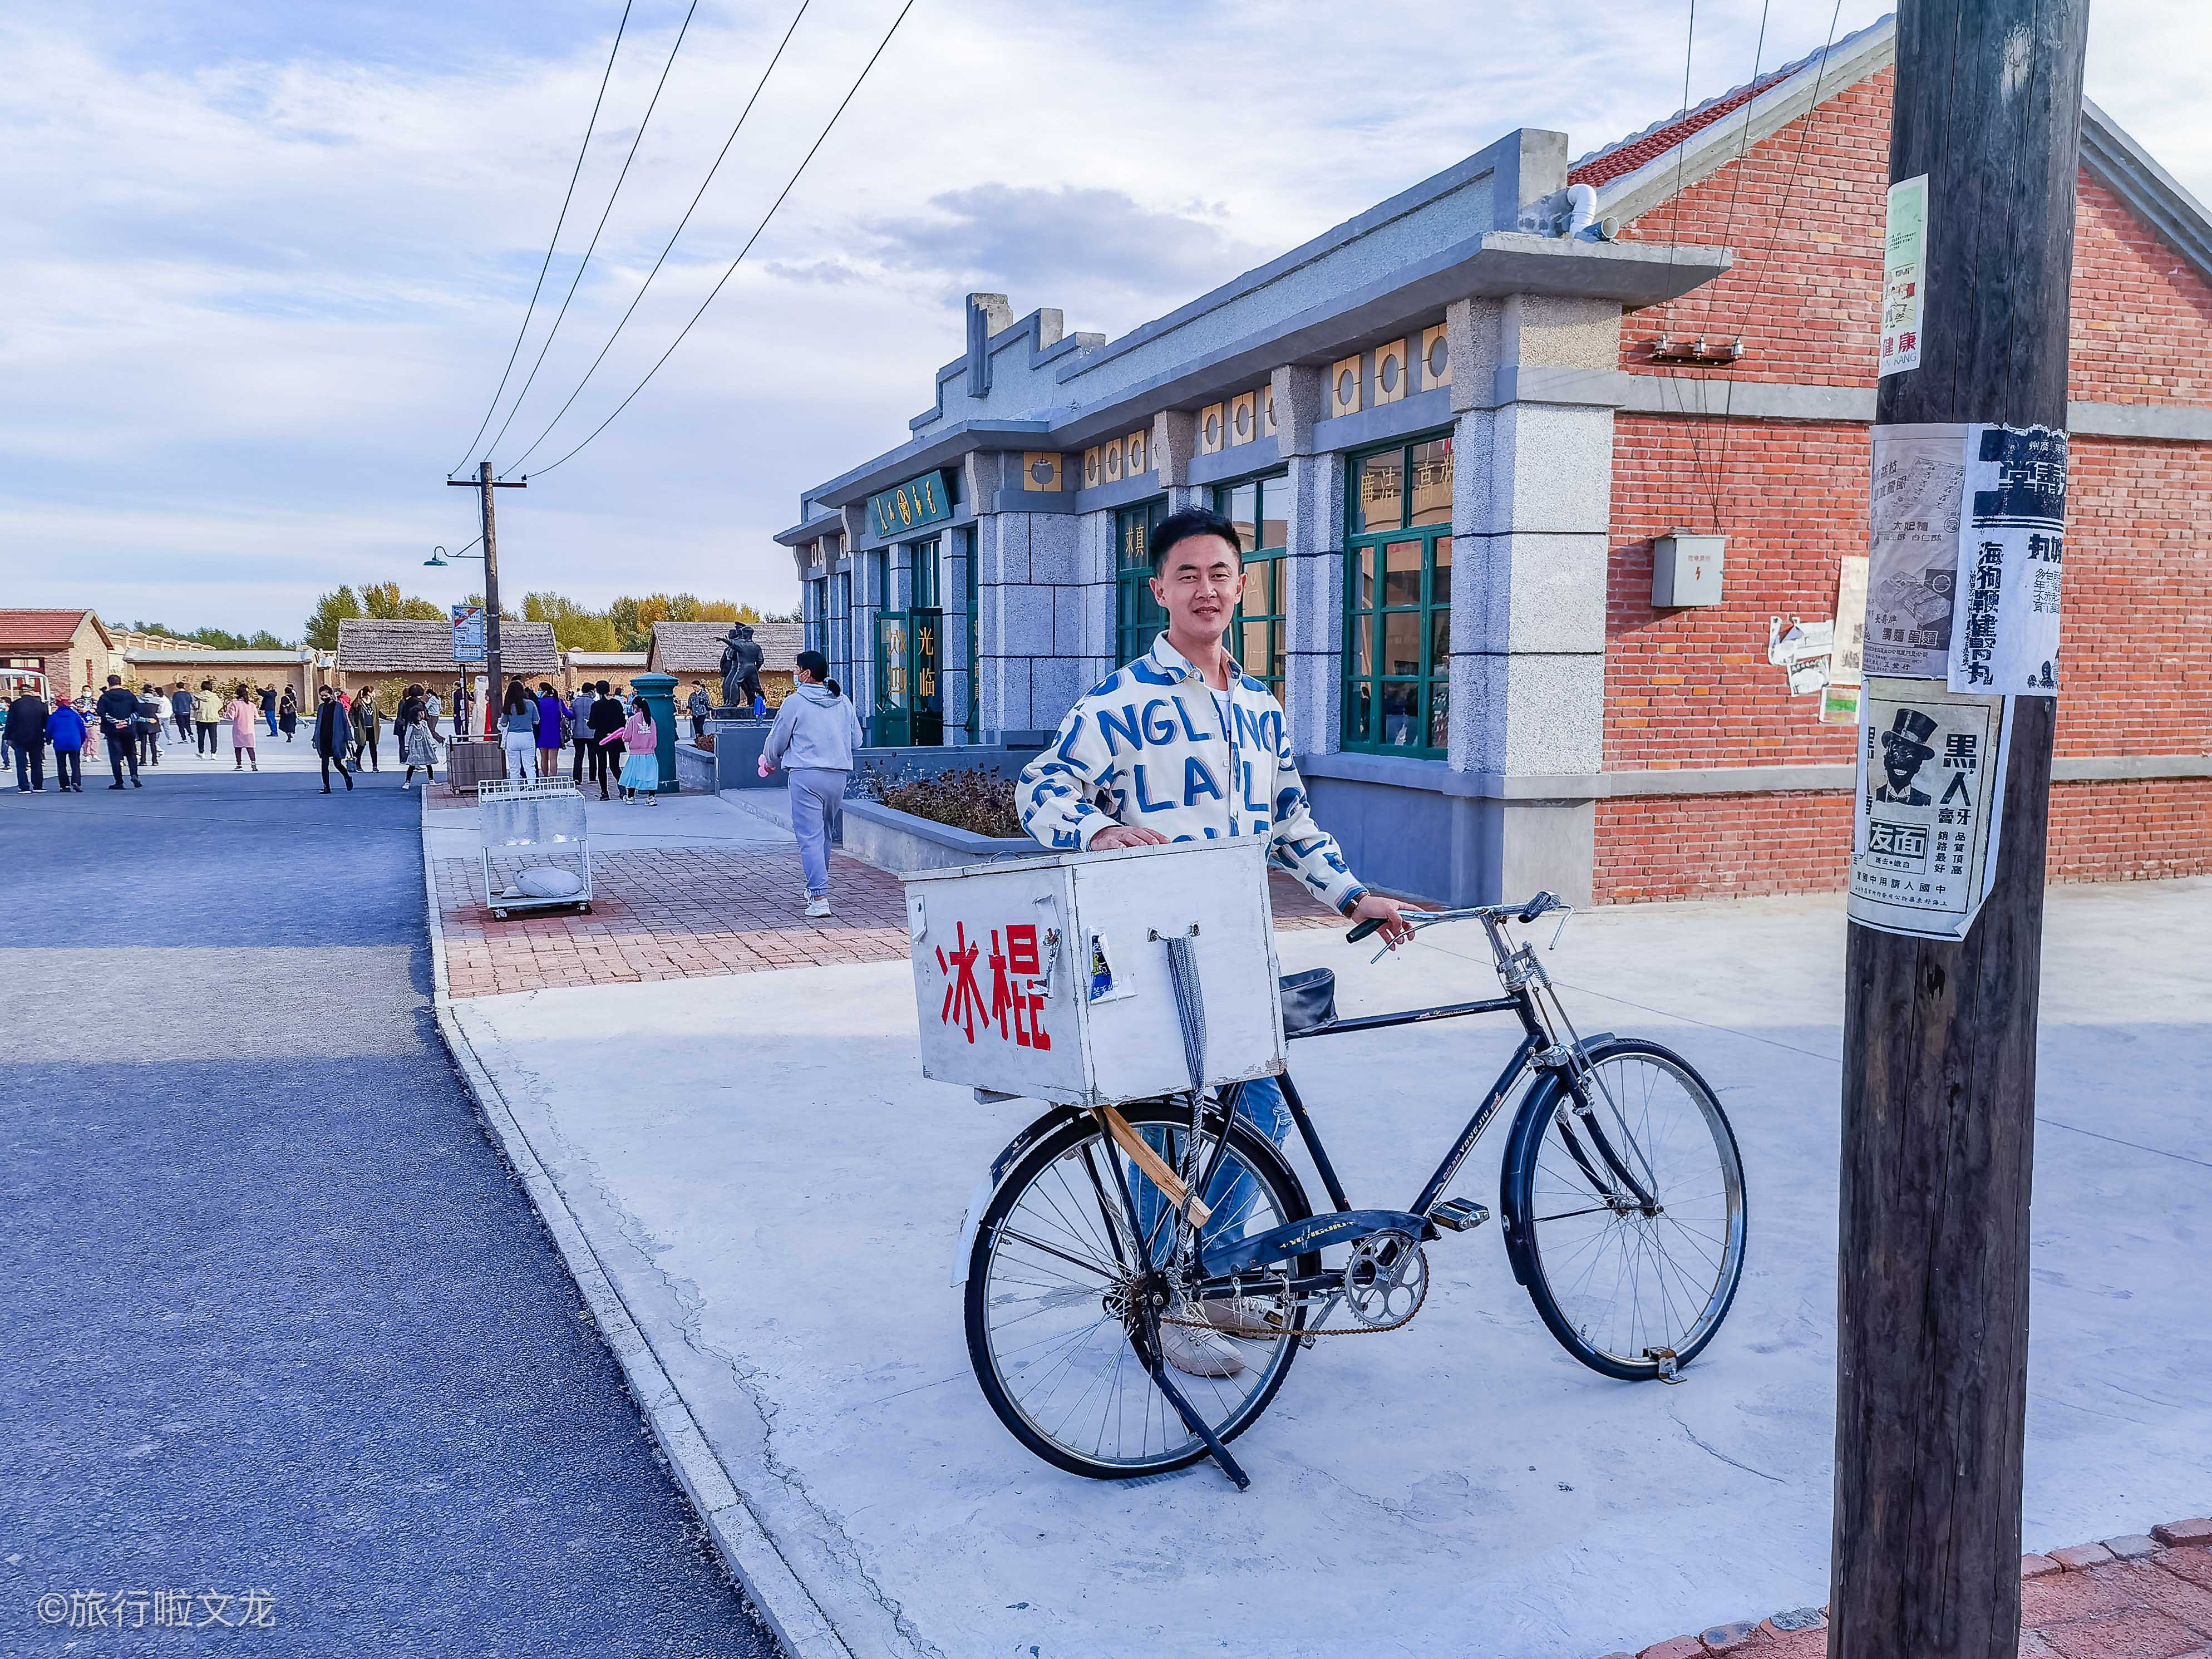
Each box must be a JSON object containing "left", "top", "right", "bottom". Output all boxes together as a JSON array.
[
  {"left": 1504, "top": 1038, "right": 1746, "bottom": 1381},
  {"left": 963, "top": 1100, "right": 1312, "bottom": 1480}
]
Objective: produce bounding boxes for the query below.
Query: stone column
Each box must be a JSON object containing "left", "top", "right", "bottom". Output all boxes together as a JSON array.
[
  {"left": 1448, "top": 292, "right": 1620, "bottom": 905},
  {"left": 1272, "top": 363, "right": 1342, "bottom": 756}
]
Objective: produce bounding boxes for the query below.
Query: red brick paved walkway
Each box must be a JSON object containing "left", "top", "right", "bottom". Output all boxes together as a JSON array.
[
  {"left": 1606, "top": 1520, "right": 2212, "bottom": 1658},
  {"left": 436, "top": 845, "right": 1341, "bottom": 998}
]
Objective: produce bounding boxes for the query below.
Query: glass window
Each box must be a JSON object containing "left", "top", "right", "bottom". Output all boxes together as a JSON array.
[
  {"left": 909, "top": 537, "right": 940, "bottom": 609},
  {"left": 1409, "top": 436, "right": 1455, "bottom": 526},
  {"left": 1115, "top": 499, "right": 1167, "bottom": 664},
  {"left": 1341, "top": 436, "right": 1455, "bottom": 758},
  {"left": 1210, "top": 471, "right": 1288, "bottom": 703},
  {"left": 1358, "top": 451, "right": 1405, "bottom": 534}
]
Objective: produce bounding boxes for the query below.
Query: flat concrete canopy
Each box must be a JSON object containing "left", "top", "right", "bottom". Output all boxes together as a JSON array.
[{"left": 449, "top": 879, "right": 2212, "bottom": 1658}]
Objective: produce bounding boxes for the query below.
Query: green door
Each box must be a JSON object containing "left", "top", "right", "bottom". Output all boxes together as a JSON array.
[{"left": 871, "top": 608, "right": 944, "bottom": 747}]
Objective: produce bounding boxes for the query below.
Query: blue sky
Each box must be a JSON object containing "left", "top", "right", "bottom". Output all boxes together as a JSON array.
[{"left": 5, "top": 0, "right": 2207, "bottom": 639}]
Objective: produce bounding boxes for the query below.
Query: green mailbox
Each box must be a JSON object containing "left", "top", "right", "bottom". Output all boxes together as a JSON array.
[{"left": 632, "top": 672, "right": 679, "bottom": 792}]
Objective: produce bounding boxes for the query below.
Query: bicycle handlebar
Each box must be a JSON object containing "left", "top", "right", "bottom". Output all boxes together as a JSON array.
[{"left": 1343, "top": 890, "right": 1564, "bottom": 945}]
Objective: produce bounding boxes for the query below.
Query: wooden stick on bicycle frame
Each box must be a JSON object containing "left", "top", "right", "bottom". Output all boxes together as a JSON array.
[{"left": 1096, "top": 1106, "right": 1213, "bottom": 1229}]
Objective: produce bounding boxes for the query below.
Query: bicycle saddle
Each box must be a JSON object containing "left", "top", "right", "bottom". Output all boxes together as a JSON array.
[{"left": 1277, "top": 968, "right": 1337, "bottom": 1036}]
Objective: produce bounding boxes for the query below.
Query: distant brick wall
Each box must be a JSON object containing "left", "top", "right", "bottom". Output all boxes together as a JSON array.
[{"left": 1594, "top": 62, "right": 2212, "bottom": 901}]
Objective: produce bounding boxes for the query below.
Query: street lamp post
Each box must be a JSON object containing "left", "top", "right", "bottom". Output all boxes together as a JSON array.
[{"left": 446, "top": 462, "right": 524, "bottom": 732}]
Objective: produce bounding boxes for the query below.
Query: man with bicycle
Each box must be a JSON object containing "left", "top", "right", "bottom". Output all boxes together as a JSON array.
[{"left": 1016, "top": 506, "right": 1416, "bottom": 1374}]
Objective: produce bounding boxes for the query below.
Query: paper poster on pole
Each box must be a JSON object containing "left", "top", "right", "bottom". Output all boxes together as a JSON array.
[
  {"left": 1822, "top": 554, "right": 1870, "bottom": 723},
  {"left": 1947, "top": 424, "right": 2067, "bottom": 696},
  {"left": 1863, "top": 423, "right": 1967, "bottom": 680},
  {"left": 451, "top": 604, "right": 486, "bottom": 664},
  {"left": 1879, "top": 174, "right": 1927, "bottom": 377},
  {"left": 1848, "top": 677, "right": 2011, "bottom": 941}
]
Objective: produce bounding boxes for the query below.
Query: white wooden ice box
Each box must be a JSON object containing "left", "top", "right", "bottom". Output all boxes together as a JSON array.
[{"left": 902, "top": 839, "right": 1284, "bottom": 1108}]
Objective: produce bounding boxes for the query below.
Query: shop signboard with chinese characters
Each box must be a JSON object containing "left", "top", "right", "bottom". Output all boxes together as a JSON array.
[
  {"left": 866, "top": 470, "right": 954, "bottom": 539},
  {"left": 904, "top": 840, "right": 1283, "bottom": 1109},
  {"left": 1848, "top": 677, "right": 2012, "bottom": 941}
]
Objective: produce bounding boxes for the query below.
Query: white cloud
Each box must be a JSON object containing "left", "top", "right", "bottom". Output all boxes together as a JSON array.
[{"left": 2, "top": 0, "right": 2205, "bottom": 637}]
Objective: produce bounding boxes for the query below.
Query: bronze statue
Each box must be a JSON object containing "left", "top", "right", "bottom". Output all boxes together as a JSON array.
[{"left": 720, "top": 623, "right": 764, "bottom": 712}]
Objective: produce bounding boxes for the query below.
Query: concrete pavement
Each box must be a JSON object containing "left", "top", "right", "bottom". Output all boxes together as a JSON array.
[
  {"left": 442, "top": 873, "right": 2212, "bottom": 1658},
  {"left": 1, "top": 754, "right": 772, "bottom": 1655}
]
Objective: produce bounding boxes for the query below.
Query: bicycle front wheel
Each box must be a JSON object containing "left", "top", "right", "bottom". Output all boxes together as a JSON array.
[
  {"left": 1505, "top": 1039, "right": 1747, "bottom": 1381},
  {"left": 963, "top": 1100, "right": 1313, "bottom": 1480}
]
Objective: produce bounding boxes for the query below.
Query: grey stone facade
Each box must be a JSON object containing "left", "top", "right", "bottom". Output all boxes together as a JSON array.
[{"left": 776, "top": 124, "right": 1731, "bottom": 907}]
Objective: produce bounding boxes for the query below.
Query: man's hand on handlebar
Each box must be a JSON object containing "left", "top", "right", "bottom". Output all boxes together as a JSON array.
[
  {"left": 1345, "top": 892, "right": 1418, "bottom": 949},
  {"left": 1088, "top": 824, "right": 1170, "bottom": 850}
]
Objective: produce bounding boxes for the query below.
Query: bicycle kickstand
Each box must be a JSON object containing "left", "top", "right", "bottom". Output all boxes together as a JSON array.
[{"left": 1137, "top": 1324, "right": 1252, "bottom": 1491}]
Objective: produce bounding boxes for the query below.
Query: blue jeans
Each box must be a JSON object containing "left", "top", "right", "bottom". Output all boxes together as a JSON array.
[
  {"left": 264, "top": 711, "right": 278, "bottom": 736},
  {"left": 1133, "top": 1077, "right": 1292, "bottom": 1262}
]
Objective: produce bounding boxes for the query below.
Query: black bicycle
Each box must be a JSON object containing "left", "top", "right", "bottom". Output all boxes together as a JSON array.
[{"left": 960, "top": 892, "right": 1748, "bottom": 1487}]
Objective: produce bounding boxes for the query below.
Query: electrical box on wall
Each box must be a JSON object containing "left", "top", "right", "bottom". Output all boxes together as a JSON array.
[{"left": 1652, "top": 531, "right": 1726, "bottom": 608}]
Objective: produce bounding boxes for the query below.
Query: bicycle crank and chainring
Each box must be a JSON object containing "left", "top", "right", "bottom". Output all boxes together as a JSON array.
[{"left": 1342, "top": 1229, "right": 1427, "bottom": 1328}]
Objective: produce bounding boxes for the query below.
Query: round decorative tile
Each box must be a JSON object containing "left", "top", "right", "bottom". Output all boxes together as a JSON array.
[
  {"left": 1380, "top": 355, "right": 1400, "bottom": 394},
  {"left": 1337, "top": 369, "right": 1356, "bottom": 406},
  {"left": 1428, "top": 336, "right": 1449, "bottom": 378}
]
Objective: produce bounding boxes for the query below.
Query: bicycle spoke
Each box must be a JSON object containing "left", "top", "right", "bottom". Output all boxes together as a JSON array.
[{"left": 1521, "top": 1051, "right": 1745, "bottom": 1371}]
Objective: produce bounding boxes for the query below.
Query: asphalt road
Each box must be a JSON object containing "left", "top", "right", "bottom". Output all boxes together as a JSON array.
[{"left": 0, "top": 749, "right": 775, "bottom": 1656}]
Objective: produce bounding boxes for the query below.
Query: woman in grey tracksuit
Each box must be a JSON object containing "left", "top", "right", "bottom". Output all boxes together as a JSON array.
[{"left": 760, "top": 652, "right": 863, "bottom": 918}]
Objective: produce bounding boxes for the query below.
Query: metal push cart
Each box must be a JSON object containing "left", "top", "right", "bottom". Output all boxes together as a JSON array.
[{"left": 475, "top": 778, "right": 594, "bottom": 921}]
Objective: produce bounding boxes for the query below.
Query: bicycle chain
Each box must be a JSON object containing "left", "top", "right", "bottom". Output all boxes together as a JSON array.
[{"left": 1152, "top": 1246, "right": 1431, "bottom": 1340}]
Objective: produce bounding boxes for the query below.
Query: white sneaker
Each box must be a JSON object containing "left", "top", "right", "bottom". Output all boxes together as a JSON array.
[
  {"left": 804, "top": 897, "right": 833, "bottom": 918},
  {"left": 1159, "top": 1313, "right": 1247, "bottom": 1379}
]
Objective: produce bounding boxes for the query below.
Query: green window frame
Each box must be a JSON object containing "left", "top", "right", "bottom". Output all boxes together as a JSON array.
[
  {"left": 908, "top": 536, "right": 940, "bottom": 609},
  {"left": 1212, "top": 471, "right": 1289, "bottom": 702},
  {"left": 1342, "top": 433, "right": 1454, "bottom": 756},
  {"left": 1114, "top": 498, "right": 1167, "bottom": 664}
]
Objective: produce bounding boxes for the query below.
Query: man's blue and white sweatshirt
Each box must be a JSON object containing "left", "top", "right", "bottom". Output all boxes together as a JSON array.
[{"left": 1016, "top": 634, "right": 1369, "bottom": 915}]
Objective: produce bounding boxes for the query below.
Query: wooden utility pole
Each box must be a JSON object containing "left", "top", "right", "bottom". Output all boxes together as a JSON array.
[
  {"left": 449, "top": 461, "right": 524, "bottom": 733},
  {"left": 1831, "top": 3, "right": 2089, "bottom": 1657}
]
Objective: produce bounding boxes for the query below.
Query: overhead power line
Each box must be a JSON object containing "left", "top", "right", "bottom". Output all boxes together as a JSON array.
[
  {"left": 479, "top": 0, "right": 703, "bottom": 467},
  {"left": 447, "top": 0, "right": 637, "bottom": 478},
  {"left": 521, "top": 0, "right": 920, "bottom": 480},
  {"left": 494, "top": 0, "right": 816, "bottom": 477}
]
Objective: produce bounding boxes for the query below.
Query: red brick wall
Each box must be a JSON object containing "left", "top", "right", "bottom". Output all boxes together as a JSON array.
[
  {"left": 1594, "top": 792, "right": 1851, "bottom": 904},
  {"left": 1607, "top": 416, "right": 1867, "bottom": 770},
  {"left": 1615, "top": 71, "right": 1893, "bottom": 386},
  {"left": 1594, "top": 63, "right": 2212, "bottom": 901},
  {"left": 1593, "top": 777, "right": 2212, "bottom": 904},
  {"left": 2048, "top": 778, "right": 2212, "bottom": 882},
  {"left": 1612, "top": 66, "right": 2212, "bottom": 404}
]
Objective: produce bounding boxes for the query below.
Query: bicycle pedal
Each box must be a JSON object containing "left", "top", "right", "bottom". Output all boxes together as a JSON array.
[{"left": 1428, "top": 1198, "right": 1491, "bottom": 1234}]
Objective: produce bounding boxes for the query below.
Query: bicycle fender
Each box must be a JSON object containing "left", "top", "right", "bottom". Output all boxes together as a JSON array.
[
  {"left": 1497, "top": 1032, "right": 1616, "bottom": 1288},
  {"left": 949, "top": 1103, "right": 1085, "bottom": 1287},
  {"left": 1201, "top": 1208, "right": 1427, "bottom": 1279}
]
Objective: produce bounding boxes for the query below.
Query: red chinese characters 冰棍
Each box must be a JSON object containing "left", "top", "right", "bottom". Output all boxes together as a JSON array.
[{"left": 937, "top": 922, "right": 1051, "bottom": 1050}]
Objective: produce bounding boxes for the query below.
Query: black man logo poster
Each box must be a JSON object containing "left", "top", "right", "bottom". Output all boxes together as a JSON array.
[{"left": 1849, "top": 677, "right": 2013, "bottom": 941}]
